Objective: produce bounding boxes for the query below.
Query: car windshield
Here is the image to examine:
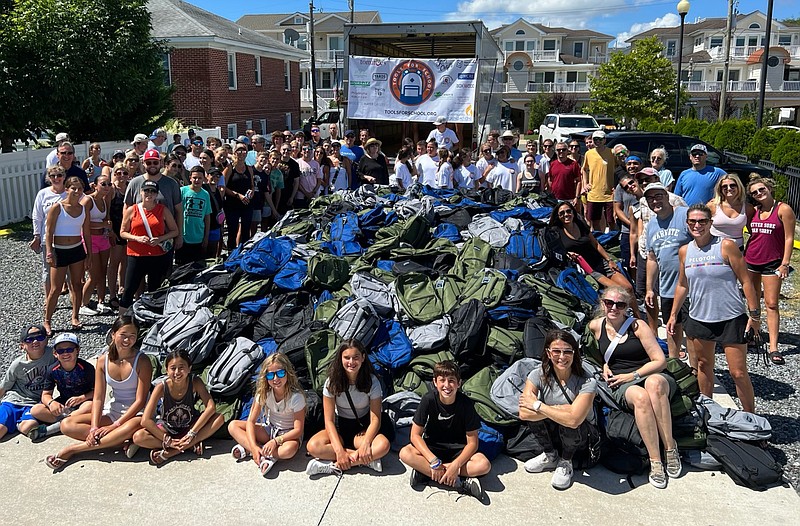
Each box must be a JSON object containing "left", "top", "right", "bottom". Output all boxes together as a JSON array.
[{"left": 560, "top": 117, "right": 598, "bottom": 129}]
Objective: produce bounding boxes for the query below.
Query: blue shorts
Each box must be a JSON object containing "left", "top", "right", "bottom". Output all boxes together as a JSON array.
[
  {"left": 208, "top": 228, "right": 221, "bottom": 242},
  {"left": 0, "top": 402, "right": 36, "bottom": 434}
]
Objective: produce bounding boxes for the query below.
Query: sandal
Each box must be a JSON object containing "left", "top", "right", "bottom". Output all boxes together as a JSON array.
[
  {"left": 193, "top": 441, "right": 204, "bottom": 456},
  {"left": 769, "top": 351, "right": 786, "bottom": 365},
  {"left": 150, "top": 449, "right": 169, "bottom": 465},
  {"left": 231, "top": 444, "right": 248, "bottom": 461},
  {"left": 46, "top": 455, "right": 67, "bottom": 471}
]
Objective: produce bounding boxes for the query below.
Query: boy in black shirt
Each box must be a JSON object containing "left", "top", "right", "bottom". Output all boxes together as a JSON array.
[{"left": 399, "top": 360, "right": 490, "bottom": 499}]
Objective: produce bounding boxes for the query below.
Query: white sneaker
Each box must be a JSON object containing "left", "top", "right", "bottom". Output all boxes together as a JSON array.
[
  {"left": 259, "top": 457, "right": 276, "bottom": 476},
  {"left": 366, "top": 458, "right": 383, "bottom": 472},
  {"left": 79, "top": 305, "right": 100, "bottom": 316},
  {"left": 524, "top": 451, "right": 559, "bottom": 473},
  {"left": 306, "top": 458, "right": 342, "bottom": 477},
  {"left": 551, "top": 459, "right": 573, "bottom": 490}
]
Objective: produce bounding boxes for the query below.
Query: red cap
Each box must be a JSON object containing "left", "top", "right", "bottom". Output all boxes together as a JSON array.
[{"left": 143, "top": 149, "right": 160, "bottom": 161}]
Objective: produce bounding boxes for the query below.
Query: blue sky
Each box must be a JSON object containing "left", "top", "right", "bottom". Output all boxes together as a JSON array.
[{"left": 192, "top": 0, "right": 798, "bottom": 45}]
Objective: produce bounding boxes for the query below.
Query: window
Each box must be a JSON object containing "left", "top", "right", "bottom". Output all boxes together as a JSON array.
[
  {"left": 512, "top": 60, "right": 524, "bottom": 71},
  {"left": 681, "top": 69, "right": 702, "bottom": 81},
  {"left": 321, "top": 71, "right": 333, "bottom": 89},
  {"left": 695, "top": 37, "right": 703, "bottom": 47},
  {"left": 227, "top": 53, "right": 237, "bottom": 90},
  {"left": 748, "top": 23, "right": 760, "bottom": 29},
  {"left": 666, "top": 40, "right": 676, "bottom": 57},
  {"left": 245, "top": 120, "right": 253, "bottom": 131},
  {"left": 526, "top": 41, "right": 535, "bottom": 51},
  {"left": 515, "top": 29, "right": 525, "bottom": 36},
  {"left": 748, "top": 37, "right": 758, "bottom": 47},
  {"left": 736, "top": 36, "right": 745, "bottom": 47},
  {"left": 710, "top": 37, "right": 723, "bottom": 48},
  {"left": 294, "top": 16, "right": 303, "bottom": 24},
  {"left": 504, "top": 41, "right": 514, "bottom": 52},
  {"left": 543, "top": 39, "right": 556, "bottom": 51},
  {"left": 515, "top": 40, "right": 525, "bottom": 51},
  {"left": 573, "top": 42, "right": 583, "bottom": 58},
  {"left": 227, "top": 124, "right": 237, "bottom": 138},
  {"left": 284, "top": 60, "right": 291, "bottom": 91},
  {"left": 533, "top": 71, "right": 555, "bottom": 83},
  {"left": 285, "top": 113, "right": 292, "bottom": 129},
  {"left": 260, "top": 119, "right": 267, "bottom": 134},
  {"left": 566, "top": 71, "right": 587, "bottom": 83},
  {"left": 254, "top": 56, "right": 261, "bottom": 86},
  {"left": 778, "top": 35, "right": 791, "bottom": 46},
  {"left": 162, "top": 53, "right": 171, "bottom": 86}
]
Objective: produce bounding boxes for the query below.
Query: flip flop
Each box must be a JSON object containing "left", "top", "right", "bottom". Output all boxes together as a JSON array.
[
  {"left": 193, "top": 441, "right": 204, "bottom": 456},
  {"left": 768, "top": 351, "right": 786, "bottom": 365},
  {"left": 150, "top": 449, "right": 169, "bottom": 465},
  {"left": 45, "top": 455, "right": 67, "bottom": 471}
]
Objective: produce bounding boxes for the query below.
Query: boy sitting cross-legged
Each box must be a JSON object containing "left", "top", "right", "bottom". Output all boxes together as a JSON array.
[{"left": 399, "top": 360, "right": 491, "bottom": 499}]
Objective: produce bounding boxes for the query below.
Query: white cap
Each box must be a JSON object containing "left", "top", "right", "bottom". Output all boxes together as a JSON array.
[
  {"left": 131, "top": 133, "right": 148, "bottom": 144},
  {"left": 592, "top": 130, "right": 606, "bottom": 139},
  {"left": 55, "top": 132, "right": 70, "bottom": 142},
  {"left": 433, "top": 116, "right": 447, "bottom": 126},
  {"left": 53, "top": 332, "right": 80, "bottom": 346}
]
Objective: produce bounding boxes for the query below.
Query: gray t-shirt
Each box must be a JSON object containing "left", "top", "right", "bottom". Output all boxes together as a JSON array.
[
  {"left": 124, "top": 175, "right": 182, "bottom": 217},
  {"left": 613, "top": 184, "right": 639, "bottom": 234},
  {"left": 527, "top": 368, "right": 596, "bottom": 424},
  {"left": 322, "top": 375, "right": 382, "bottom": 420},
  {"left": 646, "top": 206, "right": 692, "bottom": 298},
  {"left": 1, "top": 352, "right": 57, "bottom": 406}
]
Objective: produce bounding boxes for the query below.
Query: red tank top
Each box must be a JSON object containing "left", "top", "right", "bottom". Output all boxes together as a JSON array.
[
  {"left": 127, "top": 204, "right": 166, "bottom": 257},
  {"left": 745, "top": 202, "right": 785, "bottom": 265}
]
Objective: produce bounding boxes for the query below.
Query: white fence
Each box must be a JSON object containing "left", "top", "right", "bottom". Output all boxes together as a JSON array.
[{"left": 0, "top": 128, "right": 221, "bottom": 226}]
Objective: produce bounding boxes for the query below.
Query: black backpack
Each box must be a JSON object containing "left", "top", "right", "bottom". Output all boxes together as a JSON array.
[
  {"left": 217, "top": 309, "right": 256, "bottom": 346},
  {"left": 705, "top": 435, "right": 784, "bottom": 490},
  {"left": 448, "top": 299, "right": 490, "bottom": 369},
  {"left": 253, "top": 292, "right": 313, "bottom": 343},
  {"left": 501, "top": 281, "right": 541, "bottom": 310},
  {"left": 539, "top": 227, "right": 568, "bottom": 269},
  {"left": 168, "top": 261, "right": 208, "bottom": 285},
  {"left": 492, "top": 251, "right": 531, "bottom": 275},
  {"left": 522, "top": 316, "right": 559, "bottom": 359},
  {"left": 602, "top": 409, "right": 648, "bottom": 475}
]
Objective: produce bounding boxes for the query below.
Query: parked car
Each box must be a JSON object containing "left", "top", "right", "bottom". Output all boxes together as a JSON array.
[
  {"left": 539, "top": 114, "right": 600, "bottom": 143},
  {"left": 303, "top": 110, "right": 341, "bottom": 140},
  {"left": 768, "top": 125, "right": 800, "bottom": 132},
  {"left": 570, "top": 131, "right": 772, "bottom": 179}
]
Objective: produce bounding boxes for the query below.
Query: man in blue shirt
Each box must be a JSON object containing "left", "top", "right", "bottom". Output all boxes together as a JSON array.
[
  {"left": 673, "top": 144, "right": 727, "bottom": 205},
  {"left": 339, "top": 130, "right": 364, "bottom": 189}
]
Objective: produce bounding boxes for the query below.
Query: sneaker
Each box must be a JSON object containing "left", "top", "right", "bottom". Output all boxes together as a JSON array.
[
  {"left": 306, "top": 458, "right": 342, "bottom": 477},
  {"left": 97, "top": 302, "right": 114, "bottom": 315},
  {"left": 551, "top": 459, "right": 574, "bottom": 490},
  {"left": 524, "top": 451, "right": 559, "bottom": 473},
  {"left": 366, "top": 458, "right": 383, "bottom": 472},
  {"left": 79, "top": 305, "right": 100, "bottom": 316},
  {"left": 649, "top": 460, "right": 667, "bottom": 489},
  {"left": 231, "top": 444, "right": 248, "bottom": 461},
  {"left": 460, "top": 477, "right": 483, "bottom": 499},
  {"left": 665, "top": 444, "right": 682, "bottom": 478},
  {"left": 124, "top": 443, "right": 140, "bottom": 459},
  {"left": 409, "top": 469, "right": 430, "bottom": 488},
  {"left": 260, "top": 457, "right": 276, "bottom": 476},
  {"left": 27, "top": 424, "right": 48, "bottom": 442}
]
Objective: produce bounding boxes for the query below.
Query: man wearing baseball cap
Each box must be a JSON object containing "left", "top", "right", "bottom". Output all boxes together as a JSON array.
[
  {"left": 673, "top": 144, "right": 727, "bottom": 205},
  {"left": 426, "top": 116, "right": 460, "bottom": 152},
  {"left": 131, "top": 133, "right": 149, "bottom": 156},
  {"left": 147, "top": 128, "right": 168, "bottom": 152},
  {"left": 582, "top": 129, "right": 617, "bottom": 231}
]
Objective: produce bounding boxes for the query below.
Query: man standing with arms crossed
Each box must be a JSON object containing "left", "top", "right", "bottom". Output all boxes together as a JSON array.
[{"left": 582, "top": 130, "right": 616, "bottom": 231}]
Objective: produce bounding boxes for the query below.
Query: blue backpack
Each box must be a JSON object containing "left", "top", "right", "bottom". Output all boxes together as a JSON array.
[
  {"left": 371, "top": 320, "right": 413, "bottom": 370},
  {"left": 223, "top": 243, "right": 247, "bottom": 271},
  {"left": 239, "top": 296, "right": 271, "bottom": 316},
  {"left": 273, "top": 259, "right": 308, "bottom": 291},
  {"left": 321, "top": 240, "right": 363, "bottom": 256},
  {"left": 557, "top": 268, "right": 599, "bottom": 305},
  {"left": 330, "top": 212, "right": 361, "bottom": 242},
  {"left": 239, "top": 237, "right": 294, "bottom": 277},
  {"left": 477, "top": 422, "right": 504, "bottom": 460},
  {"left": 506, "top": 230, "right": 543, "bottom": 264},
  {"left": 358, "top": 207, "right": 386, "bottom": 237},
  {"left": 433, "top": 223, "right": 462, "bottom": 243}
]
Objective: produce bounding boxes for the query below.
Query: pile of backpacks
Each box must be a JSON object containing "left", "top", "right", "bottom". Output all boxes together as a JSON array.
[{"left": 129, "top": 182, "right": 783, "bottom": 490}]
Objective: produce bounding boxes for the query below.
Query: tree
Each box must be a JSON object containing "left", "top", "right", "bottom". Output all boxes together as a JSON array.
[
  {"left": 528, "top": 92, "right": 550, "bottom": 133},
  {"left": 0, "top": 0, "right": 173, "bottom": 151},
  {"left": 587, "top": 37, "right": 685, "bottom": 125},
  {"left": 708, "top": 92, "right": 736, "bottom": 120},
  {"left": 549, "top": 91, "right": 578, "bottom": 114}
]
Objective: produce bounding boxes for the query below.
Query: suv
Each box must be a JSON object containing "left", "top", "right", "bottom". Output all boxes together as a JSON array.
[
  {"left": 570, "top": 131, "right": 771, "bottom": 179},
  {"left": 539, "top": 114, "right": 600, "bottom": 143}
]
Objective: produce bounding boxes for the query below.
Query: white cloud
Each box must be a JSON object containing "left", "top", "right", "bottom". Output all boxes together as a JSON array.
[
  {"left": 615, "top": 13, "right": 680, "bottom": 47},
  {"left": 447, "top": 0, "right": 611, "bottom": 30}
]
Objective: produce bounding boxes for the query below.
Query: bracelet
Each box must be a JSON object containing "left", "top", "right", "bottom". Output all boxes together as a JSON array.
[
  {"left": 186, "top": 430, "right": 198, "bottom": 439},
  {"left": 276, "top": 435, "right": 284, "bottom": 446},
  {"left": 429, "top": 458, "right": 442, "bottom": 470},
  {"left": 47, "top": 399, "right": 56, "bottom": 407}
]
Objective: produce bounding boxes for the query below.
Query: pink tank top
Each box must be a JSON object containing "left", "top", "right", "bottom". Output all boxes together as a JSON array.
[
  {"left": 709, "top": 201, "right": 746, "bottom": 247},
  {"left": 745, "top": 203, "right": 785, "bottom": 265}
]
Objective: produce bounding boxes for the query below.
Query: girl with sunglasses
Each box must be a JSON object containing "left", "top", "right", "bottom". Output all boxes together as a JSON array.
[
  {"left": 589, "top": 286, "right": 680, "bottom": 489},
  {"left": 133, "top": 349, "right": 223, "bottom": 465},
  {"left": 107, "top": 163, "right": 129, "bottom": 310},
  {"left": 744, "top": 176, "right": 795, "bottom": 365},
  {"left": 518, "top": 330, "right": 597, "bottom": 490},
  {"left": 228, "top": 353, "right": 306, "bottom": 476},
  {"left": 708, "top": 175, "right": 751, "bottom": 249},
  {"left": 79, "top": 173, "right": 114, "bottom": 315},
  {"left": 669, "top": 204, "right": 760, "bottom": 411}
]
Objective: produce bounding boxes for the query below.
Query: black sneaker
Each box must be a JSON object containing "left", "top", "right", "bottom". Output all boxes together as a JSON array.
[
  {"left": 409, "top": 469, "right": 430, "bottom": 488},
  {"left": 460, "top": 477, "right": 483, "bottom": 500}
]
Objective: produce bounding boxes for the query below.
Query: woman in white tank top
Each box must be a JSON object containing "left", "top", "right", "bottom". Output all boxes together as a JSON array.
[{"left": 707, "top": 175, "right": 753, "bottom": 248}]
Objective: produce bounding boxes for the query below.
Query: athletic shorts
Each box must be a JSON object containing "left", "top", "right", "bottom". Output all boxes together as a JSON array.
[
  {"left": 685, "top": 313, "right": 748, "bottom": 344},
  {"left": 586, "top": 201, "right": 614, "bottom": 224},
  {"left": 208, "top": 228, "right": 221, "bottom": 243},
  {"left": 590, "top": 259, "right": 617, "bottom": 280},
  {"left": 261, "top": 205, "right": 273, "bottom": 218},
  {"left": 660, "top": 296, "right": 688, "bottom": 325},
  {"left": 335, "top": 416, "right": 367, "bottom": 450},
  {"left": 612, "top": 373, "right": 678, "bottom": 412},
  {"left": 251, "top": 209, "right": 262, "bottom": 222},
  {"left": 635, "top": 253, "right": 659, "bottom": 299},
  {"left": 0, "top": 402, "right": 35, "bottom": 434},
  {"left": 91, "top": 234, "right": 111, "bottom": 253},
  {"left": 428, "top": 444, "right": 467, "bottom": 463},
  {"left": 746, "top": 259, "right": 781, "bottom": 276},
  {"left": 53, "top": 244, "right": 86, "bottom": 268}
]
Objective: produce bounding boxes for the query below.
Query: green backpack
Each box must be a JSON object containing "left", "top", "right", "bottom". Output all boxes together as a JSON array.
[
  {"left": 394, "top": 273, "right": 444, "bottom": 324},
  {"left": 410, "top": 350, "right": 455, "bottom": 380},
  {"left": 452, "top": 237, "right": 493, "bottom": 280},
  {"left": 313, "top": 298, "right": 349, "bottom": 324},
  {"left": 518, "top": 274, "right": 587, "bottom": 328},
  {"left": 365, "top": 216, "right": 430, "bottom": 260},
  {"left": 391, "top": 237, "right": 458, "bottom": 260},
  {"left": 223, "top": 275, "right": 273, "bottom": 309},
  {"left": 461, "top": 365, "right": 517, "bottom": 427},
  {"left": 459, "top": 268, "right": 507, "bottom": 309},
  {"left": 392, "top": 369, "right": 431, "bottom": 398},
  {"left": 304, "top": 329, "right": 342, "bottom": 393},
  {"left": 486, "top": 326, "right": 524, "bottom": 365},
  {"left": 307, "top": 253, "right": 351, "bottom": 290},
  {"left": 664, "top": 357, "right": 700, "bottom": 419}
]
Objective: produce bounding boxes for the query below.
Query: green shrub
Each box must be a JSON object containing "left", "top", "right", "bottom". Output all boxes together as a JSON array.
[
  {"left": 699, "top": 121, "right": 721, "bottom": 146},
  {"left": 744, "top": 128, "right": 781, "bottom": 161},
  {"left": 770, "top": 131, "right": 800, "bottom": 169},
  {"left": 675, "top": 118, "right": 710, "bottom": 140},
  {"left": 773, "top": 172, "right": 788, "bottom": 202},
  {"left": 713, "top": 119, "right": 755, "bottom": 153},
  {"left": 638, "top": 117, "right": 661, "bottom": 131}
]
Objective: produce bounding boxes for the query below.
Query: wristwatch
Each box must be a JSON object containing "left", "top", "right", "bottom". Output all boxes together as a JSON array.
[
  {"left": 532, "top": 400, "right": 543, "bottom": 412},
  {"left": 633, "top": 371, "right": 641, "bottom": 381}
]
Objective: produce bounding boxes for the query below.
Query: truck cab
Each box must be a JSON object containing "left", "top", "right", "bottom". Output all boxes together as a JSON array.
[{"left": 539, "top": 114, "right": 600, "bottom": 144}]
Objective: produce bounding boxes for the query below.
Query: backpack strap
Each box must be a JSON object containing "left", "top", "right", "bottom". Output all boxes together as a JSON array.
[
  {"left": 137, "top": 203, "right": 154, "bottom": 239},
  {"left": 343, "top": 388, "right": 368, "bottom": 430},
  {"left": 549, "top": 368, "right": 574, "bottom": 404},
  {"left": 603, "top": 316, "right": 634, "bottom": 364}
]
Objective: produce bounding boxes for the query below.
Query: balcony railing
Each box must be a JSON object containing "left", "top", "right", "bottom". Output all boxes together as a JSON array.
[
  {"left": 704, "top": 44, "right": 800, "bottom": 60},
  {"left": 299, "top": 50, "right": 345, "bottom": 68},
  {"left": 503, "top": 81, "right": 590, "bottom": 94},
  {"left": 503, "top": 49, "right": 561, "bottom": 63},
  {"left": 680, "top": 80, "right": 800, "bottom": 92},
  {"left": 300, "top": 88, "right": 340, "bottom": 103}
]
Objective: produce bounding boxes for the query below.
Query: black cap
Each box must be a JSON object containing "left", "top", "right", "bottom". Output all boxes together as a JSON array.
[
  {"left": 142, "top": 180, "right": 159, "bottom": 192},
  {"left": 20, "top": 324, "right": 47, "bottom": 342}
]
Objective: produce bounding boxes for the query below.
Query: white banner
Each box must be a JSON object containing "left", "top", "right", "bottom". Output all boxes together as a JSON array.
[{"left": 347, "top": 56, "right": 477, "bottom": 123}]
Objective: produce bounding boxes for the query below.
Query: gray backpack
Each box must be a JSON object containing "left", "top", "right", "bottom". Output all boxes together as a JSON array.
[
  {"left": 158, "top": 307, "right": 221, "bottom": 364},
  {"left": 350, "top": 272, "right": 396, "bottom": 316},
  {"left": 329, "top": 297, "right": 381, "bottom": 346},
  {"left": 207, "top": 337, "right": 264, "bottom": 396},
  {"left": 698, "top": 394, "right": 773, "bottom": 441},
  {"left": 164, "top": 284, "right": 213, "bottom": 316},
  {"left": 490, "top": 358, "right": 540, "bottom": 419},
  {"left": 406, "top": 317, "right": 451, "bottom": 352},
  {"left": 383, "top": 391, "right": 423, "bottom": 451},
  {"left": 467, "top": 215, "right": 511, "bottom": 248}
]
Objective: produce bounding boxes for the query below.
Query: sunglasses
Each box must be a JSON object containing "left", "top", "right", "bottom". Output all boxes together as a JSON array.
[
  {"left": 99, "top": 182, "right": 112, "bottom": 187},
  {"left": 601, "top": 298, "right": 627, "bottom": 310},
  {"left": 144, "top": 160, "right": 159, "bottom": 166},
  {"left": 502, "top": 137, "right": 514, "bottom": 140},
  {"left": 55, "top": 346, "right": 77, "bottom": 355},
  {"left": 311, "top": 129, "right": 320, "bottom": 133},
  {"left": 23, "top": 334, "right": 47, "bottom": 343},
  {"left": 568, "top": 145, "right": 579, "bottom": 149},
  {"left": 127, "top": 158, "right": 140, "bottom": 162},
  {"left": 59, "top": 151, "right": 74, "bottom": 156},
  {"left": 302, "top": 148, "right": 312, "bottom": 152},
  {"left": 750, "top": 187, "right": 768, "bottom": 196},
  {"left": 593, "top": 138, "right": 604, "bottom": 142},
  {"left": 547, "top": 348, "right": 575, "bottom": 357},
  {"left": 542, "top": 144, "right": 553, "bottom": 148},
  {"left": 557, "top": 209, "right": 573, "bottom": 217},
  {"left": 115, "top": 171, "right": 129, "bottom": 176},
  {"left": 624, "top": 181, "right": 637, "bottom": 189},
  {"left": 687, "top": 218, "right": 710, "bottom": 226},
  {"left": 555, "top": 148, "right": 567, "bottom": 152},
  {"left": 50, "top": 173, "right": 65, "bottom": 178},
  {"left": 142, "top": 188, "right": 158, "bottom": 194},
  {"left": 265, "top": 369, "right": 287, "bottom": 381},
  {"left": 690, "top": 151, "right": 705, "bottom": 156},
  {"left": 721, "top": 183, "right": 738, "bottom": 191},
  {"left": 651, "top": 156, "right": 663, "bottom": 161}
]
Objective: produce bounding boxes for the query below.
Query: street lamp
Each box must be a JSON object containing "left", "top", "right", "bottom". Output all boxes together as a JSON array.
[{"left": 674, "top": 0, "right": 690, "bottom": 123}]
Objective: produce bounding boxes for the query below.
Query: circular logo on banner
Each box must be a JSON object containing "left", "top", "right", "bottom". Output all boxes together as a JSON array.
[{"left": 389, "top": 60, "right": 435, "bottom": 106}]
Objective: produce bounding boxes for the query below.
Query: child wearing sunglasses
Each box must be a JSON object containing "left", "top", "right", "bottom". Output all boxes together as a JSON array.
[
  {"left": 0, "top": 324, "right": 56, "bottom": 440},
  {"left": 228, "top": 353, "right": 306, "bottom": 476},
  {"left": 26, "top": 332, "right": 95, "bottom": 441}
]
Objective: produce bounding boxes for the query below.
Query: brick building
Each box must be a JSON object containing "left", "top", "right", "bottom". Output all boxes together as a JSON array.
[{"left": 148, "top": 0, "right": 306, "bottom": 138}]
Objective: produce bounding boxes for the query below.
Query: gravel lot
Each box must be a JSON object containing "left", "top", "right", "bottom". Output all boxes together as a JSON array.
[{"left": 1, "top": 221, "right": 798, "bottom": 492}]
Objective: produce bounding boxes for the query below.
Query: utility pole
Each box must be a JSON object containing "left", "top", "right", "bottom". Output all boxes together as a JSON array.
[
  {"left": 718, "top": 0, "right": 734, "bottom": 121},
  {"left": 309, "top": 1, "right": 318, "bottom": 119},
  {"left": 349, "top": 0, "right": 354, "bottom": 24},
  {"left": 757, "top": 0, "right": 775, "bottom": 128}
]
